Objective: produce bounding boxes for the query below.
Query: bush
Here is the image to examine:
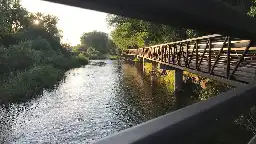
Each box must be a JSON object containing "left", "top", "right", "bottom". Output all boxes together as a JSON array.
[
  {"left": 48, "top": 54, "right": 70, "bottom": 69},
  {"left": 0, "top": 46, "right": 9, "bottom": 73},
  {"left": 39, "top": 51, "right": 70, "bottom": 69},
  {"left": 0, "top": 39, "right": 90, "bottom": 104},
  {"left": 1, "top": 65, "right": 63, "bottom": 102},
  {"left": 31, "top": 37, "right": 52, "bottom": 51},
  {"left": 0, "top": 41, "right": 42, "bottom": 73},
  {"left": 15, "top": 27, "right": 62, "bottom": 51},
  {"left": 76, "top": 53, "right": 89, "bottom": 65}
]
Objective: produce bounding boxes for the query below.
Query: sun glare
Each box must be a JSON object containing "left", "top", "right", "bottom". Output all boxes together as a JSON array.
[{"left": 33, "top": 20, "right": 40, "bottom": 25}]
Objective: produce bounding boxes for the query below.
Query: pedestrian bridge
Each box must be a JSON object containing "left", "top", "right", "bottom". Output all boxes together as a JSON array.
[{"left": 124, "top": 34, "right": 256, "bottom": 87}]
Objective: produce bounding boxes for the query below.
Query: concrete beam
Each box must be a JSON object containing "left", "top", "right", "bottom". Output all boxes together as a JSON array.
[
  {"left": 45, "top": 0, "right": 256, "bottom": 39},
  {"left": 174, "top": 69, "right": 183, "bottom": 91},
  {"left": 159, "top": 64, "right": 177, "bottom": 70}
]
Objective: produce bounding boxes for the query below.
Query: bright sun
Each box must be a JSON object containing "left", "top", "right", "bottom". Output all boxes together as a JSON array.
[{"left": 33, "top": 20, "right": 40, "bottom": 25}]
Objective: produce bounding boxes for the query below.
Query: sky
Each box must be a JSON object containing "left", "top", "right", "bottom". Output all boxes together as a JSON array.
[{"left": 21, "top": 0, "right": 110, "bottom": 46}]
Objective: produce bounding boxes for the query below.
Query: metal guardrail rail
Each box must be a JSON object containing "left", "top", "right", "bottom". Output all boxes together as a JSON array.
[{"left": 94, "top": 82, "right": 256, "bottom": 144}]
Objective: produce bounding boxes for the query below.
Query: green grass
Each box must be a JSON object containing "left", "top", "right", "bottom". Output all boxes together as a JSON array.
[{"left": 108, "top": 55, "right": 120, "bottom": 60}]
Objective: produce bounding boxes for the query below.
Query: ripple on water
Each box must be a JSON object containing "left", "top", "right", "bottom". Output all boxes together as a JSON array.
[{"left": 0, "top": 60, "right": 178, "bottom": 144}]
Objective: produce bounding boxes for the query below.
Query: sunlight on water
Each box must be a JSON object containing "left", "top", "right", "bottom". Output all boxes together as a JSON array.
[{"left": 0, "top": 60, "right": 177, "bottom": 143}]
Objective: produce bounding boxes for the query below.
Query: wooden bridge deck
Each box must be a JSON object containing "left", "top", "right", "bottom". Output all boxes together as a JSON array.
[{"left": 124, "top": 34, "right": 256, "bottom": 85}]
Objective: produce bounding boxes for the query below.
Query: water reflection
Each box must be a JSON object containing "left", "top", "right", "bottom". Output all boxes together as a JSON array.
[{"left": 0, "top": 60, "right": 187, "bottom": 144}]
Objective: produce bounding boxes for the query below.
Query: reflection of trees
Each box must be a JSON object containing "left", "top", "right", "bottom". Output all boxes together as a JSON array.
[
  {"left": 119, "top": 63, "right": 179, "bottom": 121},
  {"left": 119, "top": 62, "right": 256, "bottom": 143}
]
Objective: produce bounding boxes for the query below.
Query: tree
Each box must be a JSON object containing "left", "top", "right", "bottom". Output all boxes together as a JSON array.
[
  {"left": 80, "top": 31, "right": 113, "bottom": 54},
  {"left": 0, "top": 0, "right": 28, "bottom": 39},
  {"left": 107, "top": 14, "right": 204, "bottom": 50},
  {"left": 27, "top": 12, "right": 62, "bottom": 39},
  {"left": 248, "top": 0, "right": 256, "bottom": 16}
]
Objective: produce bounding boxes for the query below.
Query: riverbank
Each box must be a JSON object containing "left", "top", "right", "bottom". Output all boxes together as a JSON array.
[{"left": 0, "top": 40, "right": 89, "bottom": 105}]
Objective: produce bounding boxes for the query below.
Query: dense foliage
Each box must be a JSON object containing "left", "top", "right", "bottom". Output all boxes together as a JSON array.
[
  {"left": 0, "top": 0, "right": 88, "bottom": 104},
  {"left": 72, "top": 31, "right": 118, "bottom": 59},
  {"left": 107, "top": 14, "right": 206, "bottom": 50},
  {"left": 107, "top": 0, "right": 254, "bottom": 51}
]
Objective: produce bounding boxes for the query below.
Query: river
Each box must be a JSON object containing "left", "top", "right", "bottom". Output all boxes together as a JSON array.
[
  {"left": 0, "top": 60, "right": 253, "bottom": 144},
  {"left": 0, "top": 60, "right": 184, "bottom": 143}
]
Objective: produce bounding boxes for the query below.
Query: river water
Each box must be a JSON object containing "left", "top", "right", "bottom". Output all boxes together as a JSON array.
[
  {"left": 0, "top": 60, "right": 254, "bottom": 144},
  {"left": 0, "top": 60, "right": 184, "bottom": 144}
]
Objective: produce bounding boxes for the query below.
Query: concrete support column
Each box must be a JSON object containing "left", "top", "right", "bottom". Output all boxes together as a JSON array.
[
  {"left": 174, "top": 69, "right": 183, "bottom": 91},
  {"left": 151, "top": 61, "right": 158, "bottom": 83},
  {"left": 137, "top": 56, "right": 145, "bottom": 73},
  {"left": 152, "top": 61, "right": 158, "bottom": 71}
]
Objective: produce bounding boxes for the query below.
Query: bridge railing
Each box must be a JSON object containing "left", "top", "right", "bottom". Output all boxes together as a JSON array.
[{"left": 124, "top": 34, "right": 256, "bottom": 84}]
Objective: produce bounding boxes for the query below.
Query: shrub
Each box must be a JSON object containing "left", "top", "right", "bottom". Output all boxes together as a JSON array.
[
  {"left": 47, "top": 54, "right": 71, "bottom": 69},
  {"left": 76, "top": 53, "right": 89, "bottom": 65},
  {"left": 31, "top": 37, "right": 52, "bottom": 51},
  {"left": 1, "top": 65, "right": 63, "bottom": 102},
  {"left": 0, "top": 46, "right": 9, "bottom": 74},
  {"left": 3, "top": 41, "right": 42, "bottom": 72},
  {"left": 15, "top": 27, "right": 62, "bottom": 51}
]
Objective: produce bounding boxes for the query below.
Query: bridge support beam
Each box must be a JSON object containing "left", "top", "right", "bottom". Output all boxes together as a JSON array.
[
  {"left": 159, "top": 64, "right": 176, "bottom": 70},
  {"left": 174, "top": 69, "right": 183, "bottom": 91},
  {"left": 151, "top": 61, "right": 158, "bottom": 83},
  {"left": 136, "top": 56, "right": 144, "bottom": 72}
]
